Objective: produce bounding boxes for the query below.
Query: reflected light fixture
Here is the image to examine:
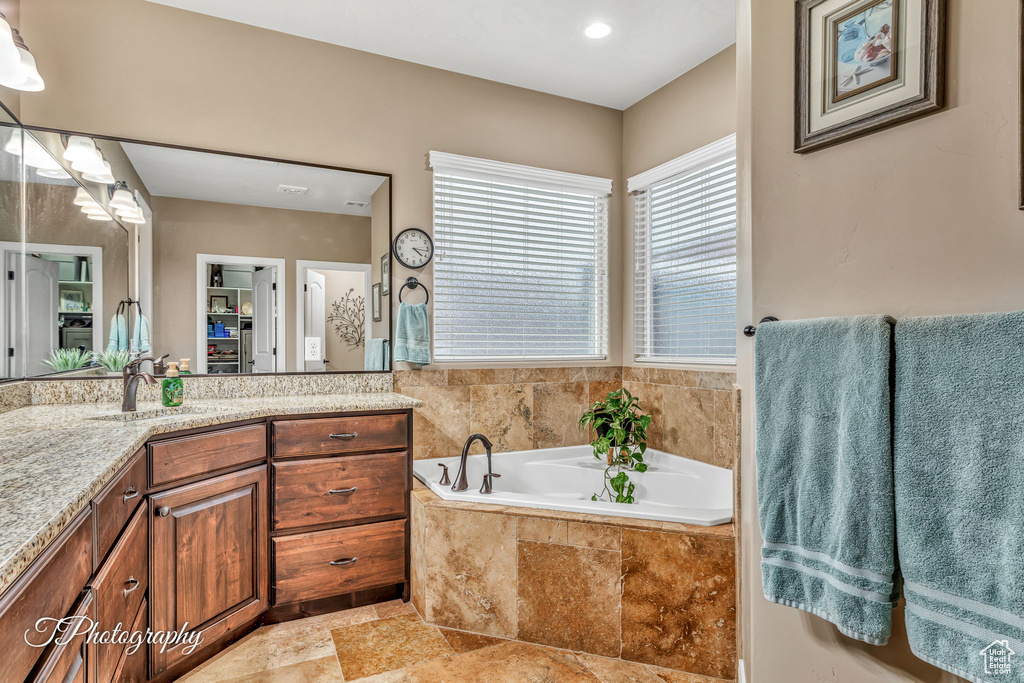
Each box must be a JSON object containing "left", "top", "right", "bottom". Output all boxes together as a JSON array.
[
  {"left": 86, "top": 210, "right": 113, "bottom": 221},
  {"left": 584, "top": 22, "right": 612, "bottom": 39},
  {"left": 73, "top": 187, "right": 101, "bottom": 208},
  {"left": 109, "top": 181, "right": 135, "bottom": 210},
  {"left": 0, "top": 16, "right": 44, "bottom": 92},
  {"left": 63, "top": 135, "right": 115, "bottom": 183},
  {"left": 2, "top": 128, "right": 69, "bottom": 177},
  {"left": 81, "top": 157, "right": 115, "bottom": 185}
]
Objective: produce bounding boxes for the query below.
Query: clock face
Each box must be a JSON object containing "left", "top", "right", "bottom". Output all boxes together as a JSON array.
[{"left": 393, "top": 228, "right": 434, "bottom": 269}]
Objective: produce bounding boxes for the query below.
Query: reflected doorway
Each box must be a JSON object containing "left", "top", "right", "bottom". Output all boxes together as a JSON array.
[{"left": 296, "top": 260, "right": 373, "bottom": 372}]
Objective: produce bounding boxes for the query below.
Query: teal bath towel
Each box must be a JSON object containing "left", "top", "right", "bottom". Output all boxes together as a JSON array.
[
  {"left": 756, "top": 315, "right": 898, "bottom": 645},
  {"left": 394, "top": 302, "right": 430, "bottom": 365},
  {"left": 132, "top": 314, "right": 151, "bottom": 354},
  {"left": 364, "top": 338, "right": 389, "bottom": 371},
  {"left": 895, "top": 311, "right": 1024, "bottom": 682},
  {"left": 107, "top": 313, "right": 128, "bottom": 352}
]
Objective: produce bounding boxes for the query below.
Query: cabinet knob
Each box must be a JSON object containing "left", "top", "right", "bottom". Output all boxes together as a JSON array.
[{"left": 158, "top": 506, "right": 170, "bottom": 517}]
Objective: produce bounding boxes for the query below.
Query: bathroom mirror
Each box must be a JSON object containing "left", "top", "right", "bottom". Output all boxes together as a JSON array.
[{"left": 1, "top": 127, "right": 392, "bottom": 380}]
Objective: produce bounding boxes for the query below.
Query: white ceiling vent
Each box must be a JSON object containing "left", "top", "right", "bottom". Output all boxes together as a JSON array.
[
  {"left": 277, "top": 184, "right": 309, "bottom": 196},
  {"left": 345, "top": 200, "right": 369, "bottom": 208}
]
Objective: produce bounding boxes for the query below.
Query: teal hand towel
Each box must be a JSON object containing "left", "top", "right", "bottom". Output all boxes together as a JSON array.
[
  {"left": 756, "top": 315, "right": 897, "bottom": 645},
  {"left": 132, "top": 314, "right": 151, "bottom": 353},
  {"left": 895, "top": 311, "right": 1024, "bottom": 682},
  {"left": 107, "top": 313, "right": 128, "bottom": 352},
  {"left": 364, "top": 338, "right": 388, "bottom": 371},
  {"left": 394, "top": 303, "right": 430, "bottom": 365}
]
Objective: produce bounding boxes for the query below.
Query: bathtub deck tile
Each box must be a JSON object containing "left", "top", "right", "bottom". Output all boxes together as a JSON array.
[
  {"left": 517, "top": 540, "right": 621, "bottom": 657},
  {"left": 620, "top": 529, "right": 736, "bottom": 679},
  {"left": 658, "top": 521, "right": 734, "bottom": 539},
  {"left": 518, "top": 516, "right": 569, "bottom": 544},
  {"left": 567, "top": 522, "right": 621, "bottom": 551}
]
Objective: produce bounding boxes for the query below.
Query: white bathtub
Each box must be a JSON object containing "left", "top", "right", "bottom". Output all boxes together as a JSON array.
[{"left": 412, "top": 445, "right": 733, "bottom": 526}]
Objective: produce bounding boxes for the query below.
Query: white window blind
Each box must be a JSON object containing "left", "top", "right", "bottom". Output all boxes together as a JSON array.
[
  {"left": 429, "top": 151, "right": 611, "bottom": 362},
  {"left": 630, "top": 135, "right": 737, "bottom": 364}
]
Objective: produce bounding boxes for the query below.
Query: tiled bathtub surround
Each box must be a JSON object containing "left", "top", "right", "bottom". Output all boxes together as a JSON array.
[
  {"left": 0, "top": 372, "right": 394, "bottom": 413},
  {"left": 410, "top": 485, "right": 738, "bottom": 680},
  {"left": 395, "top": 366, "right": 738, "bottom": 468}
]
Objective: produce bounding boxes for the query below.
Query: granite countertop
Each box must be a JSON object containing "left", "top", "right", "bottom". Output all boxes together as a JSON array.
[{"left": 0, "top": 391, "right": 423, "bottom": 595}]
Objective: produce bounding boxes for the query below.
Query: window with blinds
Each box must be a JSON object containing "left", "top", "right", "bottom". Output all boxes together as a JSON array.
[
  {"left": 630, "top": 135, "right": 737, "bottom": 364},
  {"left": 429, "top": 151, "right": 611, "bottom": 362}
]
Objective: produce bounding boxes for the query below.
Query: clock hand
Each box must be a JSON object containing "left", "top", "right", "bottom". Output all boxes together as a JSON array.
[{"left": 412, "top": 247, "right": 427, "bottom": 256}]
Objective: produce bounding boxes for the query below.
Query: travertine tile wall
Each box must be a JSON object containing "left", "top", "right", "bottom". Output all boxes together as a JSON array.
[
  {"left": 410, "top": 485, "right": 738, "bottom": 680},
  {"left": 395, "top": 366, "right": 738, "bottom": 468}
]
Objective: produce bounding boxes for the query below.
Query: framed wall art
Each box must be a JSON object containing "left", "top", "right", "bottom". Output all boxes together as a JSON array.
[{"left": 796, "top": 0, "right": 945, "bottom": 153}]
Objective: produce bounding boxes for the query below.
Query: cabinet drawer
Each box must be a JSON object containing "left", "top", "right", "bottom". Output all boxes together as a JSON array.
[
  {"left": 150, "top": 423, "right": 266, "bottom": 486},
  {"left": 111, "top": 598, "right": 147, "bottom": 683},
  {"left": 273, "top": 519, "right": 406, "bottom": 604},
  {"left": 93, "top": 448, "right": 147, "bottom": 565},
  {"left": 272, "top": 414, "right": 407, "bottom": 458},
  {"left": 28, "top": 591, "right": 93, "bottom": 683},
  {"left": 273, "top": 452, "right": 407, "bottom": 530},
  {"left": 92, "top": 504, "right": 148, "bottom": 683},
  {"left": 0, "top": 510, "right": 93, "bottom": 683}
]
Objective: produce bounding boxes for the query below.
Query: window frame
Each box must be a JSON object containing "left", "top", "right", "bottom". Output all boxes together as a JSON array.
[{"left": 629, "top": 134, "right": 738, "bottom": 367}]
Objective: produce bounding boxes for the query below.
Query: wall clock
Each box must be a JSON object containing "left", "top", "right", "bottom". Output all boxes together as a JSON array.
[{"left": 393, "top": 227, "right": 434, "bottom": 269}]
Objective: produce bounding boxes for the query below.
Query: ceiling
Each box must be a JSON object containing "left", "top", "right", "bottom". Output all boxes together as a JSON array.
[
  {"left": 121, "top": 143, "right": 387, "bottom": 216},
  {"left": 145, "top": 0, "right": 736, "bottom": 110}
]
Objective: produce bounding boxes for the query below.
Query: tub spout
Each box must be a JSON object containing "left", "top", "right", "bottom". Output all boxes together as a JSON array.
[{"left": 453, "top": 433, "right": 492, "bottom": 492}]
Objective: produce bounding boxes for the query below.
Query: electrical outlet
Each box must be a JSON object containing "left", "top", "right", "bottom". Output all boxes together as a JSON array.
[{"left": 304, "top": 337, "right": 322, "bottom": 361}]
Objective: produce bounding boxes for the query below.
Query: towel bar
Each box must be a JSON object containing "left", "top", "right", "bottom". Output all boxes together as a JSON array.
[{"left": 743, "top": 316, "right": 779, "bottom": 337}]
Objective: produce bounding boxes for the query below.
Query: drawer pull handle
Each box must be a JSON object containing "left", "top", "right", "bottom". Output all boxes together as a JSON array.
[
  {"left": 329, "top": 432, "right": 358, "bottom": 440},
  {"left": 124, "top": 576, "right": 140, "bottom": 597},
  {"left": 328, "top": 486, "right": 358, "bottom": 495},
  {"left": 123, "top": 487, "right": 139, "bottom": 502},
  {"left": 329, "top": 557, "right": 359, "bottom": 567}
]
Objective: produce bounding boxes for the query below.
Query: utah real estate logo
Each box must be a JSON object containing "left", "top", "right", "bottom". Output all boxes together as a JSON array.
[{"left": 980, "top": 640, "right": 1015, "bottom": 676}]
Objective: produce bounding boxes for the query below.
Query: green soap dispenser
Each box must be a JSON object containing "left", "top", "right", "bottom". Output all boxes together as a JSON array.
[{"left": 162, "top": 362, "right": 184, "bottom": 407}]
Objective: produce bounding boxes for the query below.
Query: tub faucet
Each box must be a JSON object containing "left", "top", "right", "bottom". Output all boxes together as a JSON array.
[
  {"left": 121, "top": 358, "right": 158, "bottom": 412},
  {"left": 453, "top": 433, "right": 493, "bottom": 492}
]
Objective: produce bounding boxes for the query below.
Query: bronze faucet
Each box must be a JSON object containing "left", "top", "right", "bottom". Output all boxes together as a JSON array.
[
  {"left": 121, "top": 357, "right": 158, "bottom": 412},
  {"left": 453, "top": 433, "right": 494, "bottom": 492}
]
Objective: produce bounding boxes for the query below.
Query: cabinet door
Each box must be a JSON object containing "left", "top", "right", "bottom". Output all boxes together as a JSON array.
[
  {"left": 28, "top": 591, "right": 94, "bottom": 683},
  {"left": 150, "top": 466, "right": 268, "bottom": 675}
]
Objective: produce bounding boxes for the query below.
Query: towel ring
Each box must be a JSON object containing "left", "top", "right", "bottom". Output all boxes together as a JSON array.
[{"left": 398, "top": 277, "right": 429, "bottom": 304}]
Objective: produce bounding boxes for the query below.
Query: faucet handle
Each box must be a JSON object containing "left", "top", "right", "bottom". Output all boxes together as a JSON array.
[
  {"left": 438, "top": 463, "right": 451, "bottom": 486},
  {"left": 479, "top": 473, "right": 501, "bottom": 494}
]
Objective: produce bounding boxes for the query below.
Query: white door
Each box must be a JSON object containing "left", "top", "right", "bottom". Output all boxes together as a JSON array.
[
  {"left": 251, "top": 266, "right": 277, "bottom": 373},
  {"left": 10, "top": 253, "right": 60, "bottom": 376},
  {"left": 304, "top": 270, "right": 326, "bottom": 372}
]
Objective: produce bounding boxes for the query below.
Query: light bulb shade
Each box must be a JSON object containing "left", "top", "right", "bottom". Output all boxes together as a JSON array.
[
  {"left": 73, "top": 187, "right": 99, "bottom": 206},
  {"left": 0, "top": 15, "right": 19, "bottom": 66},
  {"left": 63, "top": 136, "right": 97, "bottom": 163},
  {"left": 0, "top": 31, "right": 44, "bottom": 92},
  {"left": 13, "top": 47, "right": 42, "bottom": 92},
  {"left": 81, "top": 205, "right": 109, "bottom": 215},
  {"left": 115, "top": 202, "right": 141, "bottom": 217},
  {"left": 119, "top": 212, "right": 146, "bottom": 224},
  {"left": 86, "top": 211, "right": 112, "bottom": 221},
  {"left": 82, "top": 159, "right": 115, "bottom": 184},
  {"left": 3, "top": 128, "right": 64, "bottom": 171},
  {"left": 35, "top": 168, "right": 71, "bottom": 179},
  {"left": 109, "top": 184, "right": 134, "bottom": 210}
]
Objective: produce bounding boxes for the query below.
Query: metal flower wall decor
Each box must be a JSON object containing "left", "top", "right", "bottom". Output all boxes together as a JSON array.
[{"left": 327, "top": 288, "right": 365, "bottom": 348}]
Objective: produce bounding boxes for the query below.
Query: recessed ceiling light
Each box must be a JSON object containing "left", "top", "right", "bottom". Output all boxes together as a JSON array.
[
  {"left": 345, "top": 200, "right": 369, "bottom": 208},
  {"left": 277, "top": 184, "right": 308, "bottom": 196},
  {"left": 584, "top": 22, "right": 612, "bottom": 39}
]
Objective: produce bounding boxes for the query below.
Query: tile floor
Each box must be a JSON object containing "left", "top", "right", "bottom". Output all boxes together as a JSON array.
[{"left": 178, "top": 600, "right": 734, "bottom": 682}]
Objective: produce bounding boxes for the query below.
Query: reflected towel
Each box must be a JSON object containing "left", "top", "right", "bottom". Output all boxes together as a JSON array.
[
  {"left": 132, "top": 314, "right": 151, "bottom": 354},
  {"left": 895, "top": 311, "right": 1024, "bottom": 681},
  {"left": 755, "top": 315, "right": 898, "bottom": 645},
  {"left": 107, "top": 313, "right": 128, "bottom": 352},
  {"left": 394, "top": 302, "right": 430, "bottom": 365},
  {"left": 364, "top": 338, "right": 388, "bottom": 371}
]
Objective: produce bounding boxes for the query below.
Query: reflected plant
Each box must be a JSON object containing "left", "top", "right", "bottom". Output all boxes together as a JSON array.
[
  {"left": 42, "top": 348, "right": 92, "bottom": 372},
  {"left": 578, "top": 388, "right": 651, "bottom": 504},
  {"left": 97, "top": 349, "right": 131, "bottom": 373},
  {"left": 326, "top": 288, "right": 366, "bottom": 349}
]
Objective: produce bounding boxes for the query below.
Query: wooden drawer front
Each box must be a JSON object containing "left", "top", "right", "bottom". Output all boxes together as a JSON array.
[
  {"left": 0, "top": 510, "right": 93, "bottom": 683},
  {"left": 273, "top": 414, "right": 407, "bottom": 458},
  {"left": 111, "top": 598, "right": 147, "bottom": 683},
  {"left": 150, "top": 423, "right": 266, "bottom": 486},
  {"left": 94, "top": 448, "right": 147, "bottom": 565},
  {"left": 273, "top": 452, "right": 407, "bottom": 530},
  {"left": 28, "top": 591, "right": 93, "bottom": 683},
  {"left": 273, "top": 519, "right": 406, "bottom": 604},
  {"left": 92, "top": 504, "right": 148, "bottom": 683}
]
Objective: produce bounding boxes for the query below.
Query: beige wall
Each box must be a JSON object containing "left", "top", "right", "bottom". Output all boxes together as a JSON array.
[
  {"left": 621, "top": 45, "right": 738, "bottom": 369},
  {"left": 737, "top": 0, "right": 1021, "bottom": 681},
  {"left": 17, "top": 0, "right": 624, "bottom": 368},
  {"left": 313, "top": 268, "right": 367, "bottom": 372},
  {"left": 150, "top": 196, "right": 371, "bottom": 370}
]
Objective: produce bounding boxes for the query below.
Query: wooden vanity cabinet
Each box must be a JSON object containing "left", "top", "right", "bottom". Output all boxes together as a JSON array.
[
  {"left": 149, "top": 465, "right": 269, "bottom": 676},
  {"left": 28, "top": 591, "right": 95, "bottom": 683}
]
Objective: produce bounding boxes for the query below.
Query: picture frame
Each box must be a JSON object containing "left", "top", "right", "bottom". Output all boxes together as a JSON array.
[
  {"left": 60, "top": 289, "right": 83, "bottom": 312},
  {"left": 795, "top": 0, "right": 945, "bottom": 153},
  {"left": 381, "top": 252, "right": 391, "bottom": 296},
  {"left": 372, "top": 283, "right": 382, "bottom": 322},
  {"left": 209, "top": 295, "right": 229, "bottom": 313}
]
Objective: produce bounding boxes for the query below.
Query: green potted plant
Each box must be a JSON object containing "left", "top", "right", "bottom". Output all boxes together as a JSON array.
[
  {"left": 41, "top": 348, "right": 92, "bottom": 372},
  {"left": 578, "top": 387, "right": 652, "bottom": 504}
]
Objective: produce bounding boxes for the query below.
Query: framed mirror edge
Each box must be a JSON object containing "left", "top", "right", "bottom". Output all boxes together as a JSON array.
[{"left": 2, "top": 124, "right": 395, "bottom": 381}]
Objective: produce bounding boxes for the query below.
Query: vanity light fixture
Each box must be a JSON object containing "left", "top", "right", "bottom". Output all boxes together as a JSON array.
[
  {"left": 119, "top": 211, "right": 146, "bottom": 224},
  {"left": 81, "top": 157, "right": 115, "bottom": 185},
  {"left": 73, "top": 187, "right": 101, "bottom": 208},
  {"left": 86, "top": 210, "right": 113, "bottom": 221},
  {"left": 63, "top": 135, "right": 115, "bottom": 183},
  {"left": 109, "top": 181, "right": 135, "bottom": 211},
  {"left": 584, "top": 22, "right": 613, "bottom": 39},
  {"left": 3, "top": 128, "right": 67, "bottom": 177},
  {"left": 0, "top": 16, "right": 44, "bottom": 92}
]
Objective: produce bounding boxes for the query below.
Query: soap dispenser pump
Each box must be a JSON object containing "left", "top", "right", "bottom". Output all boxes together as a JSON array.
[
  {"left": 179, "top": 358, "right": 192, "bottom": 375},
  {"left": 161, "top": 362, "right": 184, "bottom": 407}
]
